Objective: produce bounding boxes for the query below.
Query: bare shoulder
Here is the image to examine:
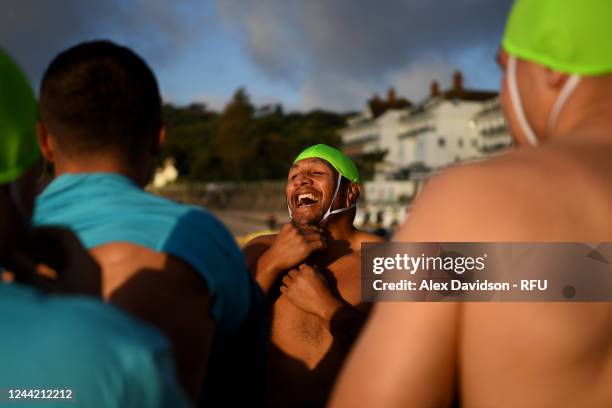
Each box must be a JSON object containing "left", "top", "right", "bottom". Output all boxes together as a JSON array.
[
  {"left": 331, "top": 231, "right": 383, "bottom": 278},
  {"left": 394, "top": 146, "right": 585, "bottom": 241},
  {"left": 326, "top": 250, "right": 362, "bottom": 280},
  {"left": 91, "top": 242, "right": 210, "bottom": 298},
  {"left": 91, "top": 241, "right": 165, "bottom": 269},
  {"left": 336, "top": 249, "right": 362, "bottom": 268},
  {"left": 242, "top": 233, "right": 278, "bottom": 273},
  {"left": 328, "top": 250, "right": 363, "bottom": 283},
  {"left": 243, "top": 233, "right": 278, "bottom": 250},
  {"left": 355, "top": 230, "right": 386, "bottom": 245}
]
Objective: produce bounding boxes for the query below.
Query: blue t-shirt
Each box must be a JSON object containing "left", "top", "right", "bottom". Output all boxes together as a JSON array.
[
  {"left": 33, "top": 173, "right": 252, "bottom": 332},
  {"left": 0, "top": 282, "right": 188, "bottom": 407}
]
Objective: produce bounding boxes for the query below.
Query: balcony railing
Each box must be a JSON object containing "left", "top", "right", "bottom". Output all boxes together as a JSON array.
[{"left": 398, "top": 125, "right": 435, "bottom": 139}]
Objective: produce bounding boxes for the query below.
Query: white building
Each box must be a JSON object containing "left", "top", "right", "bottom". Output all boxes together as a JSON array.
[
  {"left": 340, "top": 71, "right": 502, "bottom": 181},
  {"left": 470, "top": 96, "right": 513, "bottom": 154},
  {"left": 151, "top": 157, "right": 179, "bottom": 189},
  {"left": 341, "top": 109, "right": 383, "bottom": 157},
  {"left": 341, "top": 89, "right": 412, "bottom": 175}
]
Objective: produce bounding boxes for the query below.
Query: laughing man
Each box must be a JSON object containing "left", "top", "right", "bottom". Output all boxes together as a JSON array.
[{"left": 243, "top": 144, "right": 383, "bottom": 407}]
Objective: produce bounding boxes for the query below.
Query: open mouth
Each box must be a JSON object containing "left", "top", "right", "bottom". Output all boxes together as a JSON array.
[{"left": 296, "top": 192, "right": 319, "bottom": 208}]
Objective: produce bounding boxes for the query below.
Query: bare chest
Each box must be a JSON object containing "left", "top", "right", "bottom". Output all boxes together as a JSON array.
[{"left": 269, "top": 261, "right": 361, "bottom": 365}]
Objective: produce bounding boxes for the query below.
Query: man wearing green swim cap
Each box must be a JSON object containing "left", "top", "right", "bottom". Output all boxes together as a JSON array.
[
  {"left": 332, "top": 1, "right": 612, "bottom": 407},
  {"left": 0, "top": 47, "right": 98, "bottom": 294},
  {"left": 0, "top": 49, "right": 188, "bottom": 407},
  {"left": 243, "top": 143, "right": 383, "bottom": 407}
]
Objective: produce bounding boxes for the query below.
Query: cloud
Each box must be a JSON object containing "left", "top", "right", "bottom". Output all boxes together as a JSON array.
[
  {"left": 390, "top": 45, "right": 503, "bottom": 104},
  {"left": 1, "top": 0, "right": 513, "bottom": 110},
  {"left": 299, "top": 73, "right": 379, "bottom": 112},
  {"left": 217, "top": 0, "right": 513, "bottom": 109},
  {"left": 0, "top": 0, "right": 208, "bottom": 89},
  {"left": 390, "top": 58, "right": 457, "bottom": 103}
]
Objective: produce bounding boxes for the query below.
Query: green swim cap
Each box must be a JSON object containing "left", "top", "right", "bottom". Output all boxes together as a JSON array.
[
  {"left": 503, "top": 0, "right": 612, "bottom": 75},
  {"left": 293, "top": 144, "right": 360, "bottom": 183},
  {"left": 0, "top": 49, "right": 39, "bottom": 185}
]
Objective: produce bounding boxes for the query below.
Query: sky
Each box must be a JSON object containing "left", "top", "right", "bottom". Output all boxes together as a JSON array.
[{"left": 1, "top": 0, "right": 514, "bottom": 112}]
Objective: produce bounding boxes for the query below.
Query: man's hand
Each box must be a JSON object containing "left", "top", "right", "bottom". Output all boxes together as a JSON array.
[
  {"left": 280, "top": 264, "right": 342, "bottom": 324},
  {"left": 255, "top": 223, "right": 327, "bottom": 294},
  {"left": 5, "top": 226, "right": 102, "bottom": 296},
  {"left": 281, "top": 263, "right": 369, "bottom": 350},
  {"left": 267, "top": 223, "right": 326, "bottom": 271}
]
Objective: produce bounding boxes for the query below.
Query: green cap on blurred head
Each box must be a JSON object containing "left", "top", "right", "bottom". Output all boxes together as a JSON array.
[
  {"left": 293, "top": 144, "right": 359, "bottom": 183},
  {"left": 0, "top": 49, "right": 39, "bottom": 185},
  {"left": 503, "top": 0, "right": 612, "bottom": 75}
]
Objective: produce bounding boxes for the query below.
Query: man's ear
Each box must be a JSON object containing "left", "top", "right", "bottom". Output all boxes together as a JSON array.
[
  {"left": 347, "top": 183, "right": 360, "bottom": 206},
  {"left": 36, "top": 122, "right": 55, "bottom": 163},
  {"left": 151, "top": 125, "right": 166, "bottom": 155}
]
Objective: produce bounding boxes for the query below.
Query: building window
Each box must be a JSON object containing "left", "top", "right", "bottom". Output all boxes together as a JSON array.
[
  {"left": 458, "top": 138, "right": 464, "bottom": 148},
  {"left": 438, "top": 137, "right": 446, "bottom": 148},
  {"left": 472, "top": 139, "right": 478, "bottom": 147}
]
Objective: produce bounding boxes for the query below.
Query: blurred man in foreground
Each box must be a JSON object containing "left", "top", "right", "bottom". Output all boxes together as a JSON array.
[
  {"left": 33, "top": 40, "right": 265, "bottom": 405},
  {"left": 332, "top": 1, "right": 612, "bottom": 407},
  {"left": 0, "top": 49, "right": 187, "bottom": 407},
  {"left": 243, "top": 144, "right": 383, "bottom": 407}
]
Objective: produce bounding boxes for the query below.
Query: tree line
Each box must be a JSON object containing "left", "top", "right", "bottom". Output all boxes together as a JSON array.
[{"left": 161, "top": 88, "right": 351, "bottom": 182}]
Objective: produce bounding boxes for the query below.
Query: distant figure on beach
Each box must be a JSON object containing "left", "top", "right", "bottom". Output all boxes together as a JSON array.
[
  {"left": 360, "top": 210, "right": 371, "bottom": 231},
  {"left": 332, "top": 1, "right": 612, "bottom": 407},
  {"left": 267, "top": 214, "right": 278, "bottom": 230},
  {"left": 33, "top": 41, "right": 265, "bottom": 406},
  {"left": 243, "top": 144, "right": 383, "bottom": 407},
  {"left": 0, "top": 48, "right": 188, "bottom": 408}
]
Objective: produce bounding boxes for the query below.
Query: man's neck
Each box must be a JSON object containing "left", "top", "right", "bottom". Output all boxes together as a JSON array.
[
  {"left": 557, "top": 111, "right": 612, "bottom": 146},
  {"left": 320, "top": 215, "right": 358, "bottom": 249},
  {"left": 303, "top": 217, "right": 357, "bottom": 268},
  {"left": 551, "top": 87, "right": 612, "bottom": 145},
  {"left": 53, "top": 156, "right": 148, "bottom": 187}
]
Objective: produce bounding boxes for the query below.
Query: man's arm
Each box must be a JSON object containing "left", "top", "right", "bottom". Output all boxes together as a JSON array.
[
  {"left": 92, "top": 243, "right": 214, "bottom": 404},
  {"left": 281, "top": 263, "right": 368, "bottom": 350},
  {"left": 242, "top": 223, "right": 326, "bottom": 295},
  {"left": 242, "top": 234, "right": 275, "bottom": 275},
  {"left": 329, "top": 302, "right": 459, "bottom": 408},
  {"left": 328, "top": 170, "right": 470, "bottom": 407}
]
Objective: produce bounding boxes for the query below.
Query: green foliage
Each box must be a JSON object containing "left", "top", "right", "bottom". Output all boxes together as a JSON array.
[
  {"left": 161, "top": 88, "right": 351, "bottom": 181},
  {"left": 161, "top": 102, "right": 218, "bottom": 178}
]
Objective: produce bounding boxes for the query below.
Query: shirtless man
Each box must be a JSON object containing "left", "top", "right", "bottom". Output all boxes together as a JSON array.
[
  {"left": 331, "top": 1, "right": 612, "bottom": 407},
  {"left": 243, "top": 144, "right": 383, "bottom": 406}
]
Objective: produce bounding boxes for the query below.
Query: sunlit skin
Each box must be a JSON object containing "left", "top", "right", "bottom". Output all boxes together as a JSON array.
[
  {"left": 331, "top": 50, "right": 612, "bottom": 407},
  {"left": 243, "top": 157, "right": 383, "bottom": 407},
  {"left": 287, "top": 158, "right": 338, "bottom": 225}
]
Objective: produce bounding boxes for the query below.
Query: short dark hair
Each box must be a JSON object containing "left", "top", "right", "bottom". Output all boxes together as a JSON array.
[{"left": 39, "top": 40, "right": 162, "bottom": 158}]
